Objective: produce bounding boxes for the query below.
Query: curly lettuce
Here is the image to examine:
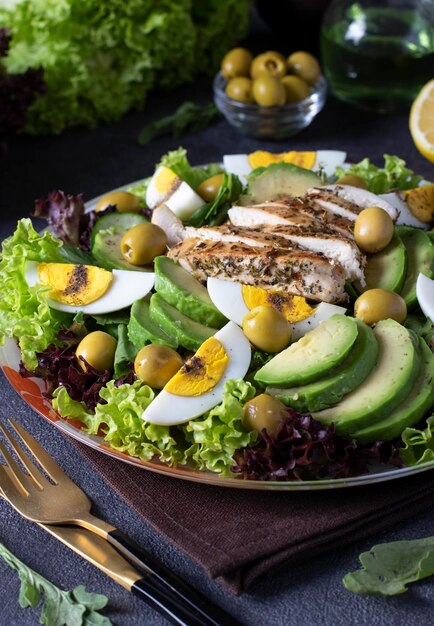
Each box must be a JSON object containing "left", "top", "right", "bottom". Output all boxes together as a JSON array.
[
  {"left": 334, "top": 154, "right": 422, "bottom": 193},
  {"left": 159, "top": 147, "right": 222, "bottom": 191},
  {"left": 0, "top": 218, "right": 70, "bottom": 369},
  {"left": 400, "top": 415, "right": 434, "bottom": 466},
  {"left": 53, "top": 378, "right": 256, "bottom": 474},
  {"left": 0, "top": 0, "right": 251, "bottom": 135}
]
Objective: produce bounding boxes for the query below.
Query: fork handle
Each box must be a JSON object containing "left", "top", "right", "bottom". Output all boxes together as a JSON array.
[{"left": 108, "top": 529, "right": 240, "bottom": 626}]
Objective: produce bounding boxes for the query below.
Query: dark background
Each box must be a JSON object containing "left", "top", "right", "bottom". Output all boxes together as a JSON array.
[{"left": 1, "top": 5, "right": 434, "bottom": 626}]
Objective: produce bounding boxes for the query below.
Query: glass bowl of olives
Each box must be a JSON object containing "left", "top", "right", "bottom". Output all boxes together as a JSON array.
[{"left": 214, "top": 48, "right": 327, "bottom": 138}]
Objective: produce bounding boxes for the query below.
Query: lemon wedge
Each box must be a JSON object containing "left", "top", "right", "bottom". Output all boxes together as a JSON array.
[{"left": 410, "top": 78, "right": 434, "bottom": 164}]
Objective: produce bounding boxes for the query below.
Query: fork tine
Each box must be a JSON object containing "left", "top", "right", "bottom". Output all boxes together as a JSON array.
[
  {"left": 0, "top": 443, "right": 31, "bottom": 496},
  {"left": 0, "top": 424, "right": 48, "bottom": 489},
  {"left": 8, "top": 418, "right": 71, "bottom": 485}
]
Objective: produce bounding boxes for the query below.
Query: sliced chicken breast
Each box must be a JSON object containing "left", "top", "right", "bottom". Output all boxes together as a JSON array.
[
  {"left": 183, "top": 224, "right": 295, "bottom": 250},
  {"left": 307, "top": 185, "right": 398, "bottom": 221},
  {"left": 151, "top": 204, "right": 185, "bottom": 246},
  {"left": 168, "top": 238, "right": 347, "bottom": 303}
]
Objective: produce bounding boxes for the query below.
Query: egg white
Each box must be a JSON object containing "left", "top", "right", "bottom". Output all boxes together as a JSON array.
[
  {"left": 141, "top": 321, "right": 251, "bottom": 426},
  {"left": 164, "top": 181, "right": 204, "bottom": 221},
  {"left": 207, "top": 278, "right": 347, "bottom": 341},
  {"left": 416, "top": 273, "right": 434, "bottom": 321},
  {"left": 25, "top": 261, "right": 155, "bottom": 314},
  {"left": 146, "top": 165, "right": 181, "bottom": 209},
  {"left": 379, "top": 191, "right": 429, "bottom": 229},
  {"left": 222, "top": 150, "right": 347, "bottom": 183}
]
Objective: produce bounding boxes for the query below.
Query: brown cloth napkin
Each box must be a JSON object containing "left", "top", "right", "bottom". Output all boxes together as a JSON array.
[{"left": 74, "top": 441, "right": 434, "bottom": 594}]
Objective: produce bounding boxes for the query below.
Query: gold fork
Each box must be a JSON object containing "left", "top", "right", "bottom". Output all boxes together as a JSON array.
[{"left": 0, "top": 418, "right": 239, "bottom": 626}]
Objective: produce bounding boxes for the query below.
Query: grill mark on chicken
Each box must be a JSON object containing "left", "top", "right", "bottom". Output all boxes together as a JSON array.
[{"left": 168, "top": 238, "right": 347, "bottom": 303}]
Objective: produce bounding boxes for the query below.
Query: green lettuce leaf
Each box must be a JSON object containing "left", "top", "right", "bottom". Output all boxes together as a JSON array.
[
  {"left": 159, "top": 147, "right": 222, "bottom": 191},
  {"left": 53, "top": 382, "right": 186, "bottom": 465},
  {"left": 0, "top": 541, "right": 112, "bottom": 625},
  {"left": 343, "top": 537, "right": 434, "bottom": 595},
  {"left": 0, "top": 218, "right": 71, "bottom": 369},
  {"left": 182, "top": 379, "right": 257, "bottom": 474},
  {"left": 400, "top": 415, "right": 434, "bottom": 466},
  {"left": 334, "top": 154, "right": 422, "bottom": 193},
  {"left": 0, "top": 1, "right": 250, "bottom": 135},
  {"left": 128, "top": 180, "right": 150, "bottom": 209}
]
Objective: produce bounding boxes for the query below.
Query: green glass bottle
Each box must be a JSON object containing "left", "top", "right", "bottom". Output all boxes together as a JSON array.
[{"left": 321, "top": 0, "right": 434, "bottom": 112}]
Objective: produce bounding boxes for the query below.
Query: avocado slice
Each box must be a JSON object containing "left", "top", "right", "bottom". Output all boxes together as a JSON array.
[
  {"left": 312, "top": 320, "right": 420, "bottom": 436},
  {"left": 128, "top": 298, "right": 178, "bottom": 350},
  {"left": 255, "top": 314, "right": 358, "bottom": 387},
  {"left": 350, "top": 337, "right": 434, "bottom": 444},
  {"left": 240, "top": 162, "right": 322, "bottom": 205},
  {"left": 395, "top": 226, "right": 434, "bottom": 308},
  {"left": 269, "top": 319, "right": 378, "bottom": 412},
  {"left": 92, "top": 227, "right": 150, "bottom": 272},
  {"left": 354, "top": 234, "right": 407, "bottom": 293},
  {"left": 149, "top": 293, "right": 217, "bottom": 351},
  {"left": 154, "top": 256, "right": 227, "bottom": 328}
]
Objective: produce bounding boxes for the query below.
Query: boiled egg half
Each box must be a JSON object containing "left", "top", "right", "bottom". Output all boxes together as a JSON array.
[
  {"left": 146, "top": 165, "right": 204, "bottom": 220},
  {"left": 207, "top": 278, "right": 347, "bottom": 341},
  {"left": 141, "top": 321, "right": 251, "bottom": 425},
  {"left": 25, "top": 261, "right": 155, "bottom": 314},
  {"left": 223, "top": 150, "right": 347, "bottom": 184},
  {"left": 416, "top": 273, "right": 434, "bottom": 321}
]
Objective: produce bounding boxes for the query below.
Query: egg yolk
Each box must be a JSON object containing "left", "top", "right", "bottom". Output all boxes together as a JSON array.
[
  {"left": 165, "top": 337, "right": 229, "bottom": 396},
  {"left": 242, "top": 285, "right": 315, "bottom": 323},
  {"left": 37, "top": 263, "right": 113, "bottom": 305},
  {"left": 154, "top": 166, "right": 181, "bottom": 194},
  {"left": 248, "top": 151, "right": 316, "bottom": 170}
]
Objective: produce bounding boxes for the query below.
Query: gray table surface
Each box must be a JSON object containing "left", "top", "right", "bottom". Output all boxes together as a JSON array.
[{"left": 2, "top": 13, "right": 434, "bottom": 626}]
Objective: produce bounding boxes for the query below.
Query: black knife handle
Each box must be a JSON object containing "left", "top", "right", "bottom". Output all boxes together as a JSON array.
[{"left": 108, "top": 529, "right": 241, "bottom": 626}]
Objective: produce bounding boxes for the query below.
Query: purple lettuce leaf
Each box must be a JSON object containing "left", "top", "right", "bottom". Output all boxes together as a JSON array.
[
  {"left": 33, "top": 190, "right": 86, "bottom": 248},
  {"left": 233, "top": 408, "right": 403, "bottom": 481}
]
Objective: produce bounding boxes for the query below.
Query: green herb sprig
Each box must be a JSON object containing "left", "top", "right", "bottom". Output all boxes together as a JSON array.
[
  {"left": 0, "top": 541, "right": 112, "bottom": 626},
  {"left": 138, "top": 102, "right": 220, "bottom": 145}
]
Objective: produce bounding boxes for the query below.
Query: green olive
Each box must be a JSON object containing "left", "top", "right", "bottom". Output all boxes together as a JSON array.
[
  {"left": 287, "top": 51, "right": 321, "bottom": 85},
  {"left": 335, "top": 174, "right": 368, "bottom": 189},
  {"left": 134, "top": 344, "right": 183, "bottom": 389},
  {"left": 354, "top": 289, "right": 407, "bottom": 325},
  {"left": 225, "top": 77, "right": 254, "bottom": 103},
  {"left": 251, "top": 51, "right": 287, "bottom": 79},
  {"left": 242, "top": 394, "right": 287, "bottom": 436},
  {"left": 76, "top": 331, "right": 117, "bottom": 372},
  {"left": 242, "top": 305, "right": 291, "bottom": 352},
  {"left": 198, "top": 174, "right": 224, "bottom": 202},
  {"left": 96, "top": 191, "right": 140, "bottom": 213},
  {"left": 280, "top": 75, "right": 310, "bottom": 103},
  {"left": 221, "top": 47, "right": 253, "bottom": 80},
  {"left": 252, "top": 76, "right": 286, "bottom": 107},
  {"left": 354, "top": 206, "right": 394, "bottom": 253},
  {"left": 120, "top": 223, "right": 167, "bottom": 266}
]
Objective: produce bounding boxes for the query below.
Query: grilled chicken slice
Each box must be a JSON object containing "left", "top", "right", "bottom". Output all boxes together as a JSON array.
[
  {"left": 307, "top": 185, "right": 398, "bottom": 221},
  {"left": 228, "top": 198, "right": 355, "bottom": 238},
  {"left": 151, "top": 204, "right": 185, "bottom": 246},
  {"left": 264, "top": 224, "right": 366, "bottom": 283},
  {"left": 168, "top": 238, "right": 347, "bottom": 303},
  {"left": 184, "top": 223, "right": 365, "bottom": 283}
]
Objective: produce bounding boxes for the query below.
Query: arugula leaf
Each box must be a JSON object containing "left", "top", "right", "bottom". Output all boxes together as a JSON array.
[
  {"left": 59, "top": 246, "right": 98, "bottom": 266},
  {"left": 114, "top": 324, "right": 137, "bottom": 378},
  {"left": 343, "top": 538, "right": 434, "bottom": 595},
  {"left": 0, "top": 542, "right": 112, "bottom": 625},
  {"left": 334, "top": 154, "right": 422, "bottom": 193},
  {"left": 186, "top": 172, "right": 243, "bottom": 227},
  {"left": 138, "top": 101, "right": 220, "bottom": 145}
]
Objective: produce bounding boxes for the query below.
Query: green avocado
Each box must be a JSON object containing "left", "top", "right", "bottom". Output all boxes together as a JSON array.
[
  {"left": 269, "top": 319, "right": 378, "bottom": 412},
  {"left": 149, "top": 293, "right": 217, "bottom": 351},
  {"left": 154, "top": 256, "right": 226, "bottom": 328},
  {"left": 255, "top": 314, "right": 358, "bottom": 387},
  {"left": 350, "top": 337, "right": 434, "bottom": 444},
  {"left": 240, "top": 162, "right": 321, "bottom": 205},
  {"left": 128, "top": 298, "right": 178, "bottom": 350},
  {"left": 395, "top": 226, "right": 434, "bottom": 308},
  {"left": 354, "top": 234, "right": 407, "bottom": 293},
  {"left": 92, "top": 227, "right": 150, "bottom": 272},
  {"left": 312, "top": 320, "right": 419, "bottom": 436}
]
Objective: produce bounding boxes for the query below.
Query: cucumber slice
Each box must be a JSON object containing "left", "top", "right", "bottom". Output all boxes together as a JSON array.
[
  {"left": 154, "top": 256, "right": 226, "bottom": 328},
  {"left": 128, "top": 298, "right": 178, "bottom": 350},
  {"left": 354, "top": 234, "right": 407, "bottom": 293},
  {"left": 92, "top": 211, "right": 148, "bottom": 243}
]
